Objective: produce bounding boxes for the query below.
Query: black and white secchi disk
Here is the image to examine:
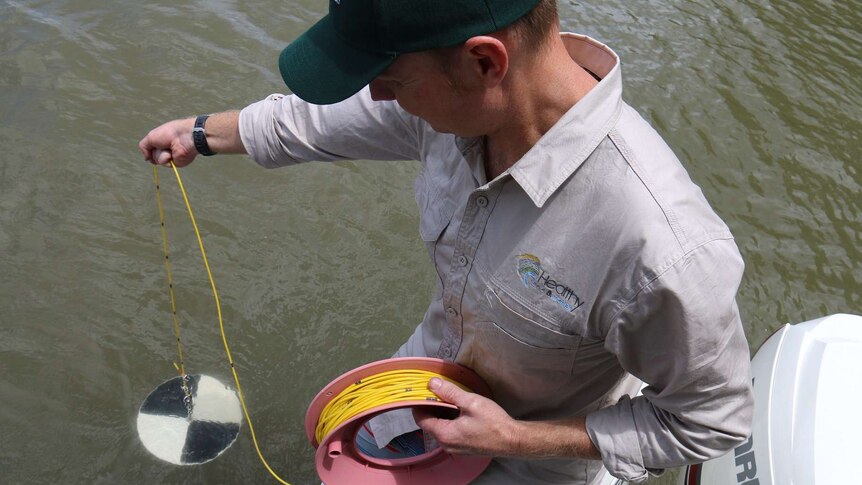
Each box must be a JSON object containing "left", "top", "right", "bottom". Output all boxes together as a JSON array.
[{"left": 137, "top": 374, "right": 242, "bottom": 465}]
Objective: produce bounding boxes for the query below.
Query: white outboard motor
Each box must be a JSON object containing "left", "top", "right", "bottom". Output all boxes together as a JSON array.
[{"left": 680, "top": 313, "right": 862, "bottom": 485}]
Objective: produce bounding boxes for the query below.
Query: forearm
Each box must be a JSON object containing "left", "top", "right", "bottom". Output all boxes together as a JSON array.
[
  {"left": 199, "top": 110, "right": 245, "bottom": 154},
  {"left": 507, "top": 416, "right": 602, "bottom": 460}
]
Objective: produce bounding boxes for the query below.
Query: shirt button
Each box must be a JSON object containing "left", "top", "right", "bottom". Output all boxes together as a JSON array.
[
  {"left": 446, "top": 307, "right": 458, "bottom": 318},
  {"left": 458, "top": 255, "right": 468, "bottom": 267},
  {"left": 476, "top": 196, "right": 488, "bottom": 208},
  {"left": 442, "top": 347, "right": 452, "bottom": 358}
]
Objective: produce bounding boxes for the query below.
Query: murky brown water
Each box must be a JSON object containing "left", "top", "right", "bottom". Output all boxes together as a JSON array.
[{"left": 0, "top": 0, "right": 859, "bottom": 484}]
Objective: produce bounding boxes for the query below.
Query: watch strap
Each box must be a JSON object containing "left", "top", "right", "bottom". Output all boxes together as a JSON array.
[{"left": 192, "top": 115, "right": 216, "bottom": 156}]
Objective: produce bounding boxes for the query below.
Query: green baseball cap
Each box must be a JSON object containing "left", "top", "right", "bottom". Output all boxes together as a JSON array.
[{"left": 279, "top": 0, "right": 542, "bottom": 105}]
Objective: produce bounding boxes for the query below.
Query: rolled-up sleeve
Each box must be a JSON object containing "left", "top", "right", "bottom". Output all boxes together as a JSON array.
[
  {"left": 238, "top": 87, "right": 422, "bottom": 168},
  {"left": 585, "top": 237, "right": 754, "bottom": 482}
]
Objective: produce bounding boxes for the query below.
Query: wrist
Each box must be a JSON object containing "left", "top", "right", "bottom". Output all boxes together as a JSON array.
[
  {"left": 192, "top": 115, "right": 217, "bottom": 156},
  {"left": 505, "top": 419, "right": 527, "bottom": 456}
]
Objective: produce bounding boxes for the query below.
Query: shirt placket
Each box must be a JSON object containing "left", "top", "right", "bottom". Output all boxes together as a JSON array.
[{"left": 436, "top": 185, "right": 499, "bottom": 361}]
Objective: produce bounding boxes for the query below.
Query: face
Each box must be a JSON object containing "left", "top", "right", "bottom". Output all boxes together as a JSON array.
[{"left": 368, "top": 51, "right": 489, "bottom": 137}]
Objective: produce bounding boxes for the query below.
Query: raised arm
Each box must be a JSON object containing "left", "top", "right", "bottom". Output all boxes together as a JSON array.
[
  {"left": 139, "top": 111, "right": 245, "bottom": 167},
  {"left": 140, "top": 89, "right": 425, "bottom": 170}
]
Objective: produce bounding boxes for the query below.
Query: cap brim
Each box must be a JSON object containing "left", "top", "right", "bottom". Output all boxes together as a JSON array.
[{"left": 279, "top": 15, "right": 396, "bottom": 105}]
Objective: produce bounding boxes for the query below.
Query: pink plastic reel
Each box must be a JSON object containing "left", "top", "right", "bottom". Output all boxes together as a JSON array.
[{"left": 305, "top": 357, "right": 493, "bottom": 485}]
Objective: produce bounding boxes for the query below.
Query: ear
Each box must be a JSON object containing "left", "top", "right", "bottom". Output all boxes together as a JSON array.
[{"left": 462, "top": 36, "right": 509, "bottom": 88}]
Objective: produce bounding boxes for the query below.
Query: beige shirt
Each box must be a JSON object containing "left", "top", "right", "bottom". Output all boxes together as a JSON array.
[{"left": 239, "top": 33, "right": 754, "bottom": 484}]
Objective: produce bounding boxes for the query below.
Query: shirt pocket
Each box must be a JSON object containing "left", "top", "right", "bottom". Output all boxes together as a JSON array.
[{"left": 468, "top": 282, "right": 582, "bottom": 418}]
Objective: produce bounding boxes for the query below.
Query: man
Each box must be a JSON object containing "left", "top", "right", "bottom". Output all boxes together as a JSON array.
[{"left": 139, "top": 1, "right": 754, "bottom": 483}]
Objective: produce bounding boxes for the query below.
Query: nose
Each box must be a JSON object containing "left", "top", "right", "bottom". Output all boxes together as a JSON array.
[{"left": 368, "top": 79, "right": 396, "bottom": 101}]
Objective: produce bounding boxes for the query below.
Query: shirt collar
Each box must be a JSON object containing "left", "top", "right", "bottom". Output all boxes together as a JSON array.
[{"left": 457, "top": 33, "right": 623, "bottom": 207}]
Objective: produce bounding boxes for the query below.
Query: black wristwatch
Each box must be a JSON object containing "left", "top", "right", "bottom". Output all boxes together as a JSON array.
[{"left": 192, "top": 115, "right": 216, "bottom": 156}]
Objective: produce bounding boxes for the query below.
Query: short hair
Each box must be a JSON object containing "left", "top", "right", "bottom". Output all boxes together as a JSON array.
[{"left": 508, "top": 0, "right": 559, "bottom": 52}]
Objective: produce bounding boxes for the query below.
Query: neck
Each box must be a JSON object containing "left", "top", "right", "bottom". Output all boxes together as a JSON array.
[{"left": 484, "top": 35, "right": 597, "bottom": 180}]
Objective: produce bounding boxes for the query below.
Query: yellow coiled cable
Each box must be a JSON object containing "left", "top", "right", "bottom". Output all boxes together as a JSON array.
[{"left": 315, "top": 369, "right": 469, "bottom": 444}]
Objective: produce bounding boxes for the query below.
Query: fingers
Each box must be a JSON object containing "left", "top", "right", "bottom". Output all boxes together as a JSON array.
[
  {"left": 413, "top": 406, "right": 453, "bottom": 449},
  {"left": 428, "top": 378, "right": 472, "bottom": 407},
  {"left": 139, "top": 132, "right": 169, "bottom": 165},
  {"left": 413, "top": 404, "right": 458, "bottom": 428},
  {"left": 413, "top": 378, "right": 472, "bottom": 446},
  {"left": 153, "top": 148, "right": 174, "bottom": 166},
  {"left": 412, "top": 406, "right": 438, "bottom": 431},
  {"left": 138, "top": 139, "right": 153, "bottom": 163},
  {"left": 138, "top": 118, "right": 196, "bottom": 167}
]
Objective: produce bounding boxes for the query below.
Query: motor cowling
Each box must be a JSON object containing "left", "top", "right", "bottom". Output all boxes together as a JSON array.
[{"left": 681, "top": 313, "right": 862, "bottom": 485}]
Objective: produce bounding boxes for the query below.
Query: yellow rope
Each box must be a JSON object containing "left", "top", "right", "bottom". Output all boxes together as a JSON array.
[{"left": 155, "top": 162, "right": 291, "bottom": 485}]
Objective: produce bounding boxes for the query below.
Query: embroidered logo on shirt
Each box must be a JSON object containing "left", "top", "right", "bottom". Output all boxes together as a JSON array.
[{"left": 516, "top": 253, "right": 585, "bottom": 313}]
